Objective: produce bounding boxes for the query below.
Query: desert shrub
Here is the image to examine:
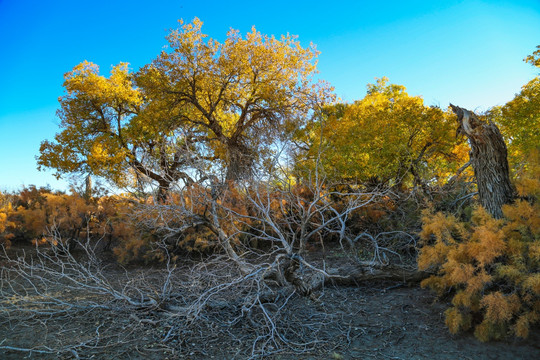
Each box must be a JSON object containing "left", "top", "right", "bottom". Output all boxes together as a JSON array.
[
  {"left": 0, "top": 200, "right": 16, "bottom": 248},
  {"left": 418, "top": 158, "right": 540, "bottom": 341},
  {"left": 0, "top": 187, "right": 142, "bottom": 257},
  {"left": 109, "top": 185, "right": 252, "bottom": 263},
  {"left": 0, "top": 187, "right": 52, "bottom": 245}
]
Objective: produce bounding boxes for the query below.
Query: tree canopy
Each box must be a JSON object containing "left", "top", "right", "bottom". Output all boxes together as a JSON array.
[
  {"left": 38, "top": 18, "right": 332, "bottom": 197},
  {"left": 294, "top": 78, "right": 467, "bottom": 189},
  {"left": 491, "top": 46, "right": 540, "bottom": 168}
]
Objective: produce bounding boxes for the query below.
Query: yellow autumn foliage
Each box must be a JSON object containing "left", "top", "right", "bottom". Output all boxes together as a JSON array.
[
  {"left": 296, "top": 78, "right": 466, "bottom": 187},
  {"left": 419, "top": 169, "right": 540, "bottom": 341},
  {"left": 445, "top": 307, "right": 472, "bottom": 334}
]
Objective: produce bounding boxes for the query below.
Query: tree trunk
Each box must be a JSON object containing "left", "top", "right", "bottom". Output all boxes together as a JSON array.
[
  {"left": 270, "top": 258, "right": 431, "bottom": 296},
  {"left": 156, "top": 180, "right": 170, "bottom": 203},
  {"left": 84, "top": 174, "right": 92, "bottom": 201},
  {"left": 450, "top": 104, "right": 515, "bottom": 218},
  {"left": 225, "top": 142, "right": 253, "bottom": 182}
]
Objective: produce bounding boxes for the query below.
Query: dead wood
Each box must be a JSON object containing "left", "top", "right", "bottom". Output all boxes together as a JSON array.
[
  {"left": 277, "top": 254, "right": 430, "bottom": 295},
  {"left": 323, "top": 261, "right": 430, "bottom": 286},
  {"left": 450, "top": 104, "right": 515, "bottom": 218}
]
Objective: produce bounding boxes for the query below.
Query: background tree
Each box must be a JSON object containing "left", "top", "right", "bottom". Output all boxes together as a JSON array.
[
  {"left": 295, "top": 78, "right": 465, "bottom": 191},
  {"left": 38, "top": 62, "right": 201, "bottom": 201},
  {"left": 489, "top": 45, "right": 540, "bottom": 170},
  {"left": 38, "top": 62, "right": 140, "bottom": 184}
]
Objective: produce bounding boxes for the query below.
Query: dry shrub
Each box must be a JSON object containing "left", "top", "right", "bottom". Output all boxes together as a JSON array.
[
  {"left": 418, "top": 153, "right": 540, "bottom": 341},
  {"left": 0, "top": 188, "right": 145, "bottom": 263},
  {"left": 0, "top": 202, "right": 16, "bottom": 248}
]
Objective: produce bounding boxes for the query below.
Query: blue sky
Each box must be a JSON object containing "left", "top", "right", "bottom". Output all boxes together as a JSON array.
[{"left": 0, "top": 0, "right": 539, "bottom": 191}]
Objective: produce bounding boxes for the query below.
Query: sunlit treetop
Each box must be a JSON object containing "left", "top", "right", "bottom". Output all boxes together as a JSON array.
[
  {"left": 524, "top": 45, "right": 540, "bottom": 68},
  {"left": 140, "top": 17, "right": 334, "bottom": 180},
  {"left": 38, "top": 18, "right": 334, "bottom": 197},
  {"left": 295, "top": 77, "right": 466, "bottom": 187},
  {"left": 490, "top": 45, "right": 540, "bottom": 169}
]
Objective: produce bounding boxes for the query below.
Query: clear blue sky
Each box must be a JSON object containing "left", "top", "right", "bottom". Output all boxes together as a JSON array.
[{"left": 0, "top": 0, "right": 538, "bottom": 191}]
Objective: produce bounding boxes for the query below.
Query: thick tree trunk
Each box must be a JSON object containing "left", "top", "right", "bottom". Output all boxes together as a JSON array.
[
  {"left": 274, "top": 258, "right": 430, "bottom": 296},
  {"left": 156, "top": 180, "right": 171, "bottom": 203},
  {"left": 225, "top": 142, "right": 253, "bottom": 182},
  {"left": 450, "top": 104, "right": 515, "bottom": 218},
  {"left": 268, "top": 250, "right": 431, "bottom": 296}
]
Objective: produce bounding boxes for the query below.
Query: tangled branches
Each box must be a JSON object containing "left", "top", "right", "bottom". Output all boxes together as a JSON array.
[
  {"left": 0, "top": 237, "right": 417, "bottom": 359},
  {"left": 0, "top": 151, "right": 425, "bottom": 359}
]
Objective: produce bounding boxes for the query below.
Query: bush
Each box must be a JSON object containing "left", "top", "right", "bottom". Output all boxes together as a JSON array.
[{"left": 418, "top": 185, "right": 539, "bottom": 340}]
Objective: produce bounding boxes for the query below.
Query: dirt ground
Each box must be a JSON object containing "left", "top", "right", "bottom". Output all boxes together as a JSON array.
[
  {"left": 1, "top": 247, "right": 539, "bottom": 359},
  {"left": 1, "top": 283, "right": 539, "bottom": 359}
]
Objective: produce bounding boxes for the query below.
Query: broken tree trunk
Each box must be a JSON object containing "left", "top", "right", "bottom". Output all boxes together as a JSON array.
[
  {"left": 274, "top": 255, "right": 431, "bottom": 296},
  {"left": 450, "top": 104, "right": 515, "bottom": 218}
]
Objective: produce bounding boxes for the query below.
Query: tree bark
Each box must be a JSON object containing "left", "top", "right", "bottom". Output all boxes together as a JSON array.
[
  {"left": 274, "top": 259, "right": 431, "bottom": 296},
  {"left": 450, "top": 104, "right": 515, "bottom": 218},
  {"left": 84, "top": 174, "right": 92, "bottom": 201},
  {"left": 225, "top": 142, "right": 253, "bottom": 182}
]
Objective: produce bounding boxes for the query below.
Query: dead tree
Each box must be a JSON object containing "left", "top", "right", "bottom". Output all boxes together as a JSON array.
[{"left": 450, "top": 104, "right": 515, "bottom": 218}]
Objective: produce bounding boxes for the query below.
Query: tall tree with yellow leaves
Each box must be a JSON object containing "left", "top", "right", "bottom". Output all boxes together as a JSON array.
[
  {"left": 139, "top": 18, "right": 332, "bottom": 181},
  {"left": 489, "top": 45, "right": 540, "bottom": 170},
  {"left": 37, "top": 61, "right": 199, "bottom": 201},
  {"left": 39, "top": 19, "right": 331, "bottom": 198}
]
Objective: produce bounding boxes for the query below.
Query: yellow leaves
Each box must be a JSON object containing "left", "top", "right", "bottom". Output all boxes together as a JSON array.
[
  {"left": 452, "top": 290, "right": 480, "bottom": 310},
  {"left": 21, "top": 208, "right": 47, "bottom": 235},
  {"left": 445, "top": 307, "right": 471, "bottom": 334},
  {"left": 466, "top": 270, "right": 492, "bottom": 294},
  {"left": 41, "top": 58, "right": 145, "bottom": 185},
  {"left": 465, "top": 292, "right": 521, "bottom": 342},
  {"left": 529, "top": 242, "right": 540, "bottom": 262},
  {"left": 420, "top": 275, "right": 452, "bottom": 296},
  {"left": 417, "top": 242, "right": 450, "bottom": 271},
  {"left": 0, "top": 201, "right": 17, "bottom": 244},
  {"left": 446, "top": 262, "right": 475, "bottom": 284},
  {"left": 419, "top": 181, "right": 540, "bottom": 341},
  {"left": 0, "top": 213, "right": 5, "bottom": 231},
  {"left": 523, "top": 274, "right": 540, "bottom": 294},
  {"left": 87, "top": 139, "right": 128, "bottom": 182},
  {"left": 63, "top": 61, "right": 141, "bottom": 107},
  {"left": 31, "top": 237, "right": 49, "bottom": 246},
  {"left": 1, "top": 188, "right": 151, "bottom": 264},
  {"left": 113, "top": 237, "right": 148, "bottom": 265},
  {"left": 481, "top": 292, "right": 520, "bottom": 323},
  {"left": 418, "top": 209, "right": 470, "bottom": 271},
  {"left": 473, "top": 320, "right": 503, "bottom": 342},
  {"left": 469, "top": 225, "right": 506, "bottom": 267},
  {"left": 495, "top": 48, "right": 540, "bottom": 170},
  {"left": 154, "top": 17, "right": 328, "bottom": 168},
  {"left": 524, "top": 45, "right": 540, "bottom": 68},
  {"left": 514, "top": 313, "right": 534, "bottom": 338},
  {"left": 419, "top": 210, "right": 463, "bottom": 244},
  {"left": 299, "top": 78, "right": 459, "bottom": 184},
  {"left": 503, "top": 200, "right": 540, "bottom": 240},
  {"left": 515, "top": 311, "right": 539, "bottom": 339},
  {"left": 496, "top": 264, "right": 524, "bottom": 283}
]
